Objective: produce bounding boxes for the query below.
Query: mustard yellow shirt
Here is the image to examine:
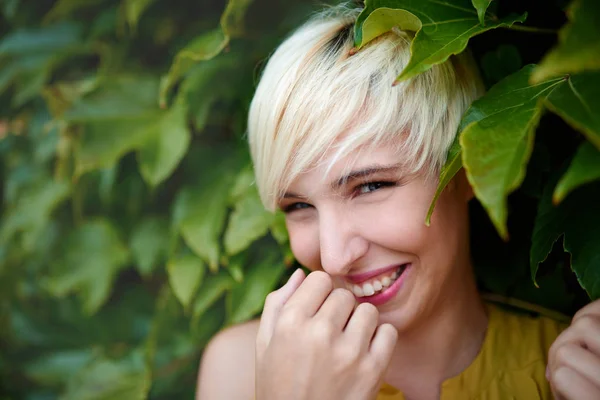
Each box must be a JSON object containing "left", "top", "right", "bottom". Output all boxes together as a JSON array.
[{"left": 377, "top": 302, "right": 568, "bottom": 400}]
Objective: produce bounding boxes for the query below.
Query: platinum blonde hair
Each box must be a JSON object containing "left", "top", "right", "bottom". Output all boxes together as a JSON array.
[{"left": 248, "top": 4, "right": 484, "bottom": 211}]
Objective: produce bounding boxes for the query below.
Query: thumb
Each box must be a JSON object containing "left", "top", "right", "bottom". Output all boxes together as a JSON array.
[{"left": 257, "top": 268, "right": 305, "bottom": 349}]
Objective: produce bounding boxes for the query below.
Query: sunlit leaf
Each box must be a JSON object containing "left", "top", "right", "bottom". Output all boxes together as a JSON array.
[
  {"left": 532, "top": 0, "right": 600, "bottom": 83},
  {"left": 167, "top": 254, "right": 205, "bottom": 309},
  {"left": 122, "top": 0, "right": 156, "bottom": 30},
  {"left": 1, "top": 178, "right": 71, "bottom": 245},
  {"left": 460, "top": 65, "right": 564, "bottom": 239},
  {"left": 553, "top": 141, "right": 600, "bottom": 203},
  {"left": 159, "top": 0, "right": 253, "bottom": 106},
  {"left": 227, "top": 249, "right": 285, "bottom": 324},
  {"left": 224, "top": 186, "right": 274, "bottom": 256},
  {"left": 471, "top": 0, "right": 493, "bottom": 25},
  {"left": 130, "top": 216, "right": 171, "bottom": 277},
  {"left": 46, "top": 219, "right": 130, "bottom": 315},
  {"left": 544, "top": 70, "right": 600, "bottom": 149},
  {"left": 192, "top": 271, "right": 234, "bottom": 322},
  {"left": 531, "top": 179, "right": 600, "bottom": 299},
  {"left": 60, "top": 352, "right": 150, "bottom": 400},
  {"left": 137, "top": 102, "right": 191, "bottom": 186},
  {"left": 354, "top": 0, "right": 526, "bottom": 83}
]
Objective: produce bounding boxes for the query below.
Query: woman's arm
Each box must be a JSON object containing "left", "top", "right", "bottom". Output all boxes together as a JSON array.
[{"left": 196, "top": 319, "right": 260, "bottom": 400}]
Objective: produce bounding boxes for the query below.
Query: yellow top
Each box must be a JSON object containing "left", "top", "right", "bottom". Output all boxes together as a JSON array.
[{"left": 377, "top": 302, "right": 568, "bottom": 400}]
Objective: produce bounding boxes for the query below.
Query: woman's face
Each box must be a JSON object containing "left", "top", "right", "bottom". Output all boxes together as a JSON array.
[{"left": 278, "top": 143, "right": 474, "bottom": 331}]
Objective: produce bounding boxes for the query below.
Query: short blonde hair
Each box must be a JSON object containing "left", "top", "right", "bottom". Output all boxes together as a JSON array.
[{"left": 248, "top": 4, "right": 484, "bottom": 211}]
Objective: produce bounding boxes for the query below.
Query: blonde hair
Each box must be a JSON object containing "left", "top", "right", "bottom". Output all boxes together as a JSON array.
[{"left": 248, "top": 4, "right": 484, "bottom": 211}]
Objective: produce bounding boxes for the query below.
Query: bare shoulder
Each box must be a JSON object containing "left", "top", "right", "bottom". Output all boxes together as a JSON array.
[{"left": 196, "top": 318, "right": 260, "bottom": 400}]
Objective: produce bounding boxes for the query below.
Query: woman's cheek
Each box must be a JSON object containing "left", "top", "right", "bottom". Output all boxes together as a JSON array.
[{"left": 288, "top": 223, "right": 321, "bottom": 271}]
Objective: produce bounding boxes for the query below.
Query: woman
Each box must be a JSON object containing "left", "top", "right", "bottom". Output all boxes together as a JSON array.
[{"left": 198, "top": 4, "right": 600, "bottom": 399}]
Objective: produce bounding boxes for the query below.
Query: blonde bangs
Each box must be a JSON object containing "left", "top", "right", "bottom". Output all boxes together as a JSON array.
[{"left": 248, "top": 5, "right": 484, "bottom": 211}]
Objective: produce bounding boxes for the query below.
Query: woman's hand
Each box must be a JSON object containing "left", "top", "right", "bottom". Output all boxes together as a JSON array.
[
  {"left": 255, "top": 269, "right": 398, "bottom": 400},
  {"left": 547, "top": 299, "right": 600, "bottom": 400}
]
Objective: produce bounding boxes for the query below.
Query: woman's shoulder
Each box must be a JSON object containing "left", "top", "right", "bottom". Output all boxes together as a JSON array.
[{"left": 196, "top": 318, "right": 260, "bottom": 400}]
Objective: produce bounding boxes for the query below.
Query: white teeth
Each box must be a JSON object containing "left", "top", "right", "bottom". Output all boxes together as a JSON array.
[
  {"left": 373, "top": 280, "right": 383, "bottom": 291},
  {"left": 381, "top": 276, "right": 391, "bottom": 287},
  {"left": 363, "top": 283, "right": 375, "bottom": 296},
  {"left": 393, "top": 270, "right": 399, "bottom": 279},
  {"left": 352, "top": 285, "right": 364, "bottom": 297}
]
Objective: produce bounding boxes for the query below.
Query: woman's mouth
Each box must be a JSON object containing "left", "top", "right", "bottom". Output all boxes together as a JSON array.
[{"left": 345, "top": 264, "right": 410, "bottom": 306}]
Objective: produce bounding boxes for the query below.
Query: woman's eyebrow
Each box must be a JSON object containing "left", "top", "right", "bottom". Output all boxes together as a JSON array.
[{"left": 332, "top": 163, "right": 403, "bottom": 189}]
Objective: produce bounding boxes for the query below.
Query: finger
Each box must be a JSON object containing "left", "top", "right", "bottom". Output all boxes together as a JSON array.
[
  {"left": 316, "top": 288, "right": 356, "bottom": 330},
  {"left": 572, "top": 299, "right": 600, "bottom": 322},
  {"left": 551, "top": 366, "right": 600, "bottom": 400},
  {"left": 257, "top": 268, "right": 306, "bottom": 345},
  {"left": 284, "top": 270, "right": 334, "bottom": 317},
  {"left": 369, "top": 323, "right": 398, "bottom": 371},
  {"left": 551, "top": 314, "right": 600, "bottom": 358},
  {"left": 551, "top": 343, "right": 600, "bottom": 389},
  {"left": 345, "top": 303, "right": 379, "bottom": 349}
]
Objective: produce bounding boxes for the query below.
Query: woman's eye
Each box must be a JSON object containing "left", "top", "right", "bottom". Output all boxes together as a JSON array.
[
  {"left": 282, "top": 202, "right": 312, "bottom": 213},
  {"left": 355, "top": 181, "right": 395, "bottom": 195}
]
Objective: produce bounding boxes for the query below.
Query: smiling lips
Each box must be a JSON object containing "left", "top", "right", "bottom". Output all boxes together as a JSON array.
[{"left": 345, "top": 264, "right": 407, "bottom": 297}]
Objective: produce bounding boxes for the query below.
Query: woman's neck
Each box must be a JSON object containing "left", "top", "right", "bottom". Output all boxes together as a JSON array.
[{"left": 383, "top": 268, "right": 487, "bottom": 400}]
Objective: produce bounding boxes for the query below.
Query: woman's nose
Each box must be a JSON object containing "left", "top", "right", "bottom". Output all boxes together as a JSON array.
[{"left": 318, "top": 208, "right": 368, "bottom": 276}]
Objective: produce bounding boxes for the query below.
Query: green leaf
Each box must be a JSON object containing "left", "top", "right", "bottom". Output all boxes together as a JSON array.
[
  {"left": 544, "top": 70, "right": 600, "bottom": 149},
  {"left": 359, "top": 8, "right": 422, "bottom": 47},
  {"left": 60, "top": 353, "right": 150, "bottom": 400},
  {"left": 480, "top": 44, "right": 522, "bottom": 85},
  {"left": 553, "top": 141, "right": 600, "bottom": 203},
  {"left": 192, "top": 271, "right": 234, "bottom": 322},
  {"left": 122, "top": 0, "right": 156, "bottom": 30},
  {"left": 227, "top": 250, "right": 285, "bottom": 324},
  {"left": 0, "top": 22, "right": 83, "bottom": 56},
  {"left": 24, "top": 349, "right": 95, "bottom": 387},
  {"left": 354, "top": 0, "right": 526, "bottom": 83},
  {"left": 46, "top": 219, "right": 130, "bottom": 315},
  {"left": 173, "top": 153, "right": 240, "bottom": 271},
  {"left": 224, "top": 186, "right": 275, "bottom": 256},
  {"left": 471, "top": 0, "right": 493, "bottom": 25},
  {"left": 44, "top": 0, "right": 105, "bottom": 22},
  {"left": 1, "top": 178, "right": 71, "bottom": 245},
  {"left": 532, "top": 0, "right": 600, "bottom": 83},
  {"left": 531, "top": 180, "right": 600, "bottom": 299},
  {"left": 130, "top": 216, "right": 171, "bottom": 277},
  {"left": 167, "top": 254, "right": 205, "bottom": 309},
  {"left": 426, "top": 137, "right": 462, "bottom": 225},
  {"left": 159, "top": 0, "right": 253, "bottom": 106},
  {"left": 460, "top": 65, "right": 565, "bottom": 239},
  {"left": 137, "top": 102, "right": 191, "bottom": 186}
]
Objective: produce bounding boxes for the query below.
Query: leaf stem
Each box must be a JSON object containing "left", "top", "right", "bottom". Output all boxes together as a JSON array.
[{"left": 504, "top": 25, "right": 558, "bottom": 34}]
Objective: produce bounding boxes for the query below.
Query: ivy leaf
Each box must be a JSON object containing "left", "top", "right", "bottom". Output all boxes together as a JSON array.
[
  {"left": 167, "top": 255, "right": 205, "bottom": 309},
  {"left": 46, "top": 219, "right": 130, "bottom": 315},
  {"left": 553, "top": 141, "right": 600, "bottom": 203},
  {"left": 460, "top": 65, "right": 564, "bottom": 239},
  {"left": 172, "top": 152, "right": 240, "bottom": 271},
  {"left": 137, "top": 102, "right": 191, "bottom": 187},
  {"left": 224, "top": 186, "right": 275, "bottom": 256},
  {"left": 130, "top": 216, "right": 171, "bottom": 277},
  {"left": 544, "top": 70, "right": 600, "bottom": 149},
  {"left": 532, "top": 0, "right": 600, "bottom": 83},
  {"left": 531, "top": 180, "right": 600, "bottom": 299},
  {"left": 226, "top": 250, "right": 285, "bottom": 324},
  {"left": 159, "top": 0, "right": 253, "bottom": 106},
  {"left": 192, "top": 271, "right": 234, "bottom": 322},
  {"left": 472, "top": 0, "right": 493, "bottom": 25},
  {"left": 354, "top": 0, "right": 526, "bottom": 83},
  {"left": 60, "top": 352, "right": 150, "bottom": 400}
]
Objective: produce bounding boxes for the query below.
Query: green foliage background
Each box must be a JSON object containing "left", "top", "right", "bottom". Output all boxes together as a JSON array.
[{"left": 0, "top": 0, "right": 598, "bottom": 398}]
